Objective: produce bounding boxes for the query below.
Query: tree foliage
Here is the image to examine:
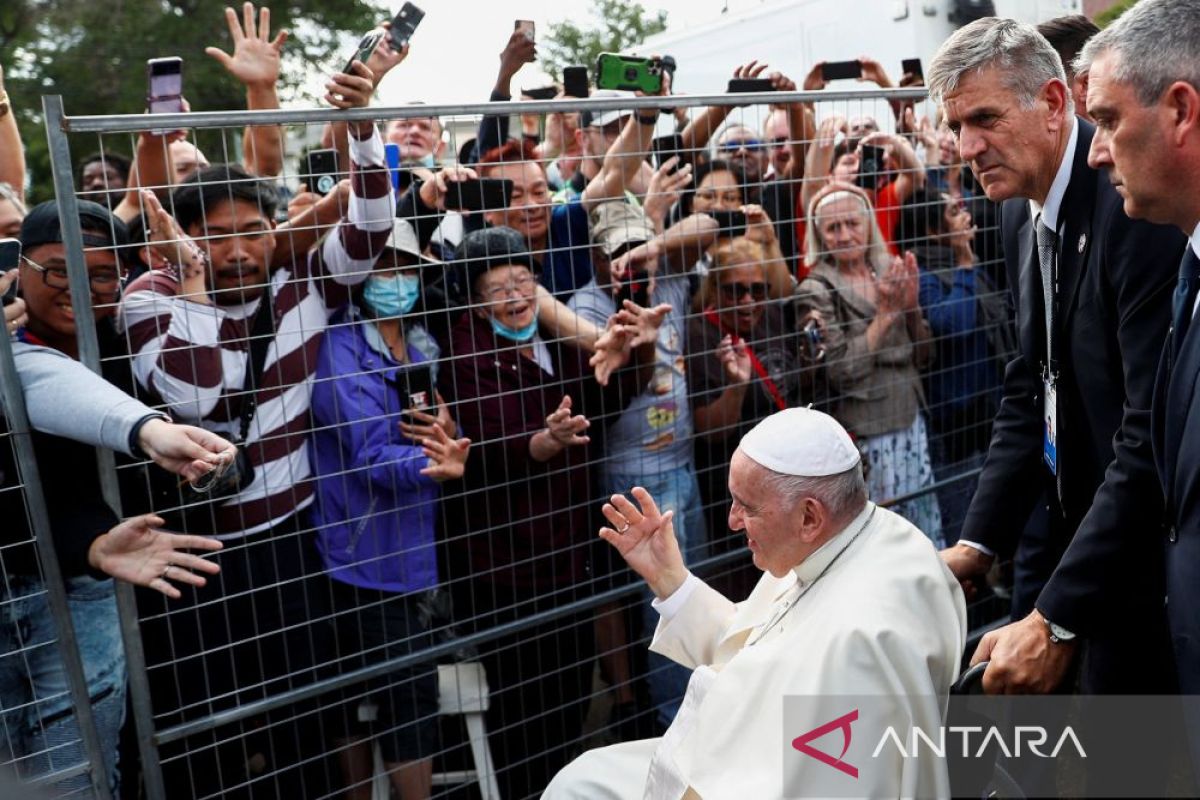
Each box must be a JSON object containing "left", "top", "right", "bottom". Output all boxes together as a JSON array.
[
  {"left": 1096, "top": 0, "right": 1138, "bottom": 27},
  {"left": 3, "top": 0, "right": 383, "bottom": 200},
  {"left": 538, "top": 0, "right": 668, "bottom": 80}
]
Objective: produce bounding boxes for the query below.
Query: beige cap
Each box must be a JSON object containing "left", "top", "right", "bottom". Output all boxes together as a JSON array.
[
  {"left": 739, "top": 407, "right": 861, "bottom": 477},
  {"left": 385, "top": 218, "right": 442, "bottom": 266},
  {"left": 589, "top": 200, "right": 656, "bottom": 258}
]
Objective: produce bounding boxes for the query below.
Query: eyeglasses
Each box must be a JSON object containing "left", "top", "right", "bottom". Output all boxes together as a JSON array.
[
  {"left": 21, "top": 255, "right": 120, "bottom": 299},
  {"left": 718, "top": 281, "right": 769, "bottom": 301},
  {"left": 481, "top": 273, "right": 537, "bottom": 300},
  {"left": 719, "top": 138, "right": 764, "bottom": 153}
]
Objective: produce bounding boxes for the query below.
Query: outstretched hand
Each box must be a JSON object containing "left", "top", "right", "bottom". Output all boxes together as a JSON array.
[
  {"left": 205, "top": 2, "right": 287, "bottom": 89},
  {"left": 599, "top": 487, "right": 687, "bottom": 599},
  {"left": 417, "top": 424, "right": 471, "bottom": 483},
  {"left": 87, "top": 514, "right": 223, "bottom": 600},
  {"left": 137, "top": 418, "right": 237, "bottom": 483}
]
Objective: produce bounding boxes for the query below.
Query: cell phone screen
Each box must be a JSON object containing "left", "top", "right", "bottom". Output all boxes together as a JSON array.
[
  {"left": 727, "top": 78, "right": 775, "bottom": 93},
  {"left": 652, "top": 134, "right": 685, "bottom": 171},
  {"left": 708, "top": 210, "right": 747, "bottom": 238},
  {"left": 397, "top": 363, "right": 436, "bottom": 412},
  {"left": 822, "top": 60, "right": 863, "bottom": 82},
  {"left": 515, "top": 20, "right": 535, "bottom": 42},
  {"left": 147, "top": 58, "right": 183, "bottom": 116}
]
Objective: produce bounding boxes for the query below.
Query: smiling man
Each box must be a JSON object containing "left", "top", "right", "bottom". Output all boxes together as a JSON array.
[
  {"left": 927, "top": 17, "right": 1186, "bottom": 699},
  {"left": 544, "top": 407, "right": 964, "bottom": 799}
]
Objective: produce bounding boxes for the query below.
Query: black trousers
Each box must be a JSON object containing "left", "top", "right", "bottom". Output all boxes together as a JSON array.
[
  {"left": 136, "top": 511, "right": 335, "bottom": 800},
  {"left": 453, "top": 580, "right": 595, "bottom": 800}
]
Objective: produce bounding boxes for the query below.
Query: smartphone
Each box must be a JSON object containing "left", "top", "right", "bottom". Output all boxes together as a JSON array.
[
  {"left": 515, "top": 19, "right": 535, "bottom": 42},
  {"left": 563, "top": 66, "right": 590, "bottom": 99},
  {"left": 822, "top": 60, "right": 863, "bottom": 81},
  {"left": 344, "top": 30, "right": 385, "bottom": 74},
  {"left": 595, "top": 53, "right": 663, "bottom": 94},
  {"left": 443, "top": 178, "right": 514, "bottom": 212},
  {"left": 390, "top": 2, "right": 424, "bottom": 49},
  {"left": 727, "top": 78, "right": 775, "bottom": 93},
  {"left": 397, "top": 363, "right": 437, "bottom": 412},
  {"left": 857, "top": 144, "right": 886, "bottom": 192},
  {"left": 901, "top": 58, "right": 924, "bottom": 81},
  {"left": 652, "top": 133, "right": 685, "bottom": 171},
  {"left": 0, "top": 238, "right": 19, "bottom": 307},
  {"left": 616, "top": 269, "right": 651, "bottom": 309},
  {"left": 146, "top": 57, "right": 184, "bottom": 115},
  {"left": 707, "top": 209, "right": 747, "bottom": 238},
  {"left": 305, "top": 149, "right": 340, "bottom": 196}
]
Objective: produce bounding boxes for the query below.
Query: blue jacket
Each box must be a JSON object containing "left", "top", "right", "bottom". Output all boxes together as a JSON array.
[{"left": 310, "top": 317, "right": 440, "bottom": 594}]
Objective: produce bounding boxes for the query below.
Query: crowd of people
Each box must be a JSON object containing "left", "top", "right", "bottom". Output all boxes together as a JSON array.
[{"left": 9, "top": 1, "right": 1193, "bottom": 798}]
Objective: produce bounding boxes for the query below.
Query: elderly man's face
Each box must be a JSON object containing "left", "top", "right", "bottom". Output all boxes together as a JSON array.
[
  {"left": 941, "top": 66, "right": 1069, "bottom": 202},
  {"left": 728, "top": 451, "right": 813, "bottom": 577},
  {"left": 386, "top": 116, "right": 443, "bottom": 163},
  {"left": 717, "top": 126, "right": 766, "bottom": 184},
  {"left": 1086, "top": 51, "right": 1181, "bottom": 227}
]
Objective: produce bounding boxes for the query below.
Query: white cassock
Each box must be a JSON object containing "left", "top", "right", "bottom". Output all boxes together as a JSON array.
[{"left": 544, "top": 502, "right": 966, "bottom": 799}]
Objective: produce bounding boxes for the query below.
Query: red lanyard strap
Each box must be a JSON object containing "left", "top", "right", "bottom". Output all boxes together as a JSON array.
[{"left": 703, "top": 309, "right": 788, "bottom": 412}]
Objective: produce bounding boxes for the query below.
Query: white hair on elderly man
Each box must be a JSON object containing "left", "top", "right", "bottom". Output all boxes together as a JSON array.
[
  {"left": 755, "top": 463, "right": 868, "bottom": 523},
  {"left": 926, "top": 16, "right": 1067, "bottom": 108},
  {"left": 1074, "top": 0, "right": 1200, "bottom": 106}
]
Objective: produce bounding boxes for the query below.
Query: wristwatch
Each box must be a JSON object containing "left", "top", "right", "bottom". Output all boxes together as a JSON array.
[{"left": 1044, "top": 618, "right": 1076, "bottom": 644}]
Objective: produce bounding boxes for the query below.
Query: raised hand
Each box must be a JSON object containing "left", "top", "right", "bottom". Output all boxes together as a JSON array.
[
  {"left": 599, "top": 486, "right": 687, "bottom": 599},
  {"left": 545, "top": 394, "right": 591, "bottom": 447},
  {"left": 717, "top": 334, "right": 753, "bottom": 384},
  {"left": 643, "top": 157, "right": 693, "bottom": 231},
  {"left": 140, "top": 190, "right": 206, "bottom": 283},
  {"left": 803, "top": 61, "right": 827, "bottom": 92},
  {"left": 857, "top": 56, "right": 892, "bottom": 88},
  {"left": 613, "top": 300, "right": 671, "bottom": 348},
  {"left": 87, "top": 514, "right": 223, "bottom": 600},
  {"left": 417, "top": 423, "right": 471, "bottom": 483},
  {"left": 325, "top": 59, "right": 376, "bottom": 110},
  {"left": 498, "top": 29, "right": 537, "bottom": 82},
  {"left": 741, "top": 203, "right": 777, "bottom": 246},
  {"left": 205, "top": 3, "right": 287, "bottom": 89},
  {"left": 366, "top": 20, "right": 410, "bottom": 88}
]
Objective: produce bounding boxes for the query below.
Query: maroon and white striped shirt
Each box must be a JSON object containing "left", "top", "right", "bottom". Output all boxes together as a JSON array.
[{"left": 117, "top": 128, "right": 394, "bottom": 538}]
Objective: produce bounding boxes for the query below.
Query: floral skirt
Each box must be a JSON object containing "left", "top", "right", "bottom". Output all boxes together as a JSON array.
[{"left": 862, "top": 412, "right": 944, "bottom": 547}]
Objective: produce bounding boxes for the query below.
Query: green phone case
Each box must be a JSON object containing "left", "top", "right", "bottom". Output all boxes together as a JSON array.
[{"left": 595, "top": 53, "right": 662, "bottom": 94}]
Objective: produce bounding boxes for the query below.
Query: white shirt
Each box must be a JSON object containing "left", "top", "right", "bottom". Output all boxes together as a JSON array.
[{"left": 1028, "top": 116, "right": 1079, "bottom": 233}]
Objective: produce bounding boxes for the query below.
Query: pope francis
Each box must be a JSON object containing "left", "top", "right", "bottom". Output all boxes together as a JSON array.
[{"left": 544, "top": 408, "right": 966, "bottom": 799}]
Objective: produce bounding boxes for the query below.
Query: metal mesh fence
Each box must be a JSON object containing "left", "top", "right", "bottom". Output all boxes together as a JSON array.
[{"left": 1, "top": 86, "right": 1020, "bottom": 799}]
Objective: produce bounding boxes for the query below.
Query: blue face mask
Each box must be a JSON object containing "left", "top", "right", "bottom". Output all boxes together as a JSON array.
[
  {"left": 363, "top": 272, "right": 420, "bottom": 318},
  {"left": 490, "top": 316, "right": 538, "bottom": 343},
  {"left": 414, "top": 153, "right": 436, "bottom": 169}
]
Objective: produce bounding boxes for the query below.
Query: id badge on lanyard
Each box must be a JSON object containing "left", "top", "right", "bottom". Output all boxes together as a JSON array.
[{"left": 1043, "top": 373, "right": 1058, "bottom": 475}]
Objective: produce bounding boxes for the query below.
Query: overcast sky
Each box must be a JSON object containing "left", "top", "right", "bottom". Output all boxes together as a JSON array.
[{"left": 300, "top": 0, "right": 766, "bottom": 106}]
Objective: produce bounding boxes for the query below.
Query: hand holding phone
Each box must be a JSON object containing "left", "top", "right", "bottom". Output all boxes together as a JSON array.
[
  {"left": 343, "top": 30, "right": 385, "bottom": 74},
  {"left": 147, "top": 57, "right": 184, "bottom": 114},
  {"left": 1, "top": 240, "right": 21, "bottom": 308},
  {"left": 652, "top": 133, "right": 685, "bottom": 171},
  {"left": 707, "top": 209, "right": 748, "bottom": 238},
  {"left": 727, "top": 78, "right": 775, "bottom": 93},
  {"left": 443, "top": 178, "right": 514, "bottom": 212},
  {"left": 596, "top": 53, "right": 663, "bottom": 94}
]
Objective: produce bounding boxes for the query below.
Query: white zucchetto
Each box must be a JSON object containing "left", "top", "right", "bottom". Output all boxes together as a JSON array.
[{"left": 738, "top": 407, "right": 861, "bottom": 477}]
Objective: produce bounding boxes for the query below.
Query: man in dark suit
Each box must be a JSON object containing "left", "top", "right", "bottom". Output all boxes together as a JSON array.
[
  {"left": 927, "top": 17, "right": 1186, "bottom": 695},
  {"left": 1075, "top": 0, "right": 1200, "bottom": 740}
]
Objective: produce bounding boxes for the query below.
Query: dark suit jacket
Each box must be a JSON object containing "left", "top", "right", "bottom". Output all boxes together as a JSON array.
[
  {"left": 1153, "top": 246, "right": 1200, "bottom": 694},
  {"left": 961, "top": 120, "right": 1186, "bottom": 646}
]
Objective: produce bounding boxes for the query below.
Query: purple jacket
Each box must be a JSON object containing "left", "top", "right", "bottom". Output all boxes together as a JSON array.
[{"left": 310, "top": 319, "right": 439, "bottom": 594}]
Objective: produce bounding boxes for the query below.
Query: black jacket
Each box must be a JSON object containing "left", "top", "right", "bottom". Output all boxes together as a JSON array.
[
  {"left": 961, "top": 120, "right": 1186, "bottom": 651},
  {"left": 1153, "top": 244, "right": 1200, "bottom": 694}
]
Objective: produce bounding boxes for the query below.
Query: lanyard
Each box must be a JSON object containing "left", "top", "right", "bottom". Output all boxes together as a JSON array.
[{"left": 703, "top": 309, "right": 787, "bottom": 411}]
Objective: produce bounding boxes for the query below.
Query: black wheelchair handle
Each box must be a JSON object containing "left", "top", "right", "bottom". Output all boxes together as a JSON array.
[{"left": 950, "top": 661, "right": 989, "bottom": 695}]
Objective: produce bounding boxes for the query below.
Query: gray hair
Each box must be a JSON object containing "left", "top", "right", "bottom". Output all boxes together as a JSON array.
[
  {"left": 0, "top": 183, "right": 26, "bottom": 217},
  {"left": 757, "top": 462, "right": 868, "bottom": 525},
  {"left": 927, "top": 17, "right": 1067, "bottom": 108},
  {"left": 1075, "top": 0, "right": 1200, "bottom": 106}
]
